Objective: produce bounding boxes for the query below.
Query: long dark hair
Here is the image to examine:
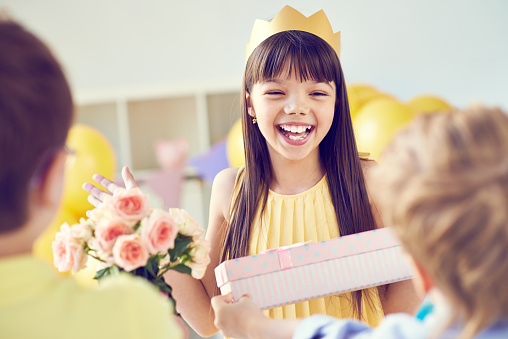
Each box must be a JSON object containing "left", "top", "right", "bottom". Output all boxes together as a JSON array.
[{"left": 220, "top": 30, "right": 378, "bottom": 318}]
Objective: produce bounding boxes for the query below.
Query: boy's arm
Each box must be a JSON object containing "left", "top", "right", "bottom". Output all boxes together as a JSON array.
[
  {"left": 211, "top": 294, "right": 426, "bottom": 339},
  {"left": 211, "top": 294, "right": 301, "bottom": 339}
]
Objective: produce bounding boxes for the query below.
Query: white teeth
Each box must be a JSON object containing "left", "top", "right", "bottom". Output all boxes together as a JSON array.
[
  {"left": 279, "top": 125, "right": 312, "bottom": 141},
  {"left": 280, "top": 125, "right": 311, "bottom": 132},
  {"left": 288, "top": 131, "right": 309, "bottom": 140}
]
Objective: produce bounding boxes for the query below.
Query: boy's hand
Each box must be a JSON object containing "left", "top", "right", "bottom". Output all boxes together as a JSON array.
[
  {"left": 211, "top": 293, "right": 265, "bottom": 339},
  {"left": 212, "top": 293, "right": 301, "bottom": 339},
  {"left": 82, "top": 166, "right": 139, "bottom": 214}
]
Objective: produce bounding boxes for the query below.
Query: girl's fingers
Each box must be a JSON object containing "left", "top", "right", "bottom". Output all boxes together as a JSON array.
[
  {"left": 83, "top": 182, "right": 110, "bottom": 200},
  {"left": 122, "top": 166, "right": 139, "bottom": 189},
  {"left": 92, "top": 173, "right": 121, "bottom": 193},
  {"left": 87, "top": 194, "right": 103, "bottom": 208}
]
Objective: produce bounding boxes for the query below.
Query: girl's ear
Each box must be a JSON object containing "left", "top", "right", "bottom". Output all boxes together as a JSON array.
[{"left": 246, "top": 93, "right": 255, "bottom": 117}]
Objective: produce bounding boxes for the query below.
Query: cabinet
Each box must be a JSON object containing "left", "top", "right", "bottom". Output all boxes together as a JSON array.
[{"left": 74, "top": 81, "right": 242, "bottom": 230}]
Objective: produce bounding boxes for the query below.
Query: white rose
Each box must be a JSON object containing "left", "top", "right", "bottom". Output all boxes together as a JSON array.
[
  {"left": 186, "top": 261, "right": 208, "bottom": 279},
  {"left": 169, "top": 208, "right": 204, "bottom": 238},
  {"left": 189, "top": 238, "right": 211, "bottom": 265},
  {"left": 70, "top": 222, "right": 93, "bottom": 242}
]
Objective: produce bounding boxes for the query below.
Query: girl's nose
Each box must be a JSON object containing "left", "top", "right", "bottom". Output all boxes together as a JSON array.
[{"left": 284, "top": 94, "right": 310, "bottom": 115}]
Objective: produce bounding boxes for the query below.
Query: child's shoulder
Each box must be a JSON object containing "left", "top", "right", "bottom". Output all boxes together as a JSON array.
[
  {"left": 360, "top": 158, "right": 378, "bottom": 174},
  {"left": 210, "top": 167, "right": 243, "bottom": 219},
  {"left": 213, "top": 167, "right": 243, "bottom": 190}
]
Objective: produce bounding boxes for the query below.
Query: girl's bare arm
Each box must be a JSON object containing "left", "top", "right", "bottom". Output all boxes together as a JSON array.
[
  {"left": 361, "top": 160, "right": 424, "bottom": 315},
  {"left": 84, "top": 166, "right": 239, "bottom": 337},
  {"left": 164, "top": 167, "right": 239, "bottom": 336}
]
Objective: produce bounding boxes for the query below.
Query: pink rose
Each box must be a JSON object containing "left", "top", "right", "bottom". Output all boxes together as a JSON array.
[
  {"left": 106, "top": 188, "right": 150, "bottom": 224},
  {"left": 52, "top": 223, "right": 88, "bottom": 273},
  {"left": 94, "top": 219, "right": 134, "bottom": 252},
  {"left": 141, "top": 209, "right": 179, "bottom": 255},
  {"left": 112, "top": 234, "right": 149, "bottom": 272}
]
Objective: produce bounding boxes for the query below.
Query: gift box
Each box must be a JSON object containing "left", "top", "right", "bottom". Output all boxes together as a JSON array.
[{"left": 215, "top": 228, "right": 413, "bottom": 310}]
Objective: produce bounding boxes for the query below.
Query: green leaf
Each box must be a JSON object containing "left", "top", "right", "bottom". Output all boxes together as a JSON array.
[
  {"left": 133, "top": 220, "right": 142, "bottom": 232},
  {"left": 168, "top": 235, "right": 193, "bottom": 262},
  {"left": 93, "top": 267, "right": 110, "bottom": 280},
  {"left": 146, "top": 256, "right": 160, "bottom": 277},
  {"left": 153, "top": 278, "right": 173, "bottom": 295},
  {"left": 110, "top": 265, "right": 120, "bottom": 276},
  {"left": 170, "top": 264, "right": 192, "bottom": 276}
]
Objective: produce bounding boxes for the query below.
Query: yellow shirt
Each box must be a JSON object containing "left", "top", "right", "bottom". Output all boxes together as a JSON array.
[
  {"left": 234, "top": 168, "right": 384, "bottom": 326},
  {"left": 0, "top": 255, "right": 182, "bottom": 339}
]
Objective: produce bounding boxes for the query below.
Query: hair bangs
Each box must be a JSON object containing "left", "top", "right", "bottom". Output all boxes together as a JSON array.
[{"left": 247, "top": 30, "right": 338, "bottom": 90}]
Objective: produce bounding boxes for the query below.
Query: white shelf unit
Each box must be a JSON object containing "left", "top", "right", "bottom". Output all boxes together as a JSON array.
[{"left": 74, "top": 80, "right": 242, "bottom": 231}]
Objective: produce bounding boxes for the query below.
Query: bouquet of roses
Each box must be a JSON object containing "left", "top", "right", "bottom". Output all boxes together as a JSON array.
[{"left": 52, "top": 187, "right": 210, "bottom": 313}]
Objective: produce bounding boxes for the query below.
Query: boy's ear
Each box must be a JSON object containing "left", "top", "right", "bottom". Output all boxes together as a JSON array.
[
  {"left": 36, "top": 150, "right": 67, "bottom": 209},
  {"left": 412, "top": 258, "right": 435, "bottom": 294},
  {"left": 246, "top": 93, "right": 255, "bottom": 117}
]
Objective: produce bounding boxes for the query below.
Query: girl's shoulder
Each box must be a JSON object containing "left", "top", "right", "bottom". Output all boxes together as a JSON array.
[
  {"left": 213, "top": 167, "right": 242, "bottom": 191},
  {"left": 210, "top": 167, "right": 243, "bottom": 219}
]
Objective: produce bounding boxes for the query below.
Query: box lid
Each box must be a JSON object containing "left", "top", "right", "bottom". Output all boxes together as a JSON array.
[{"left": 215, "top": 228, "right": 400, "bottom": 287}]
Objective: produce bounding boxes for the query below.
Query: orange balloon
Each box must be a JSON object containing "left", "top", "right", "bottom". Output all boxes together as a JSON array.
[
  {"left": 407, "top": 95, "right": 452, "bottom": 114},
  {"left": 62, "top": 124, "right": 116, "bottom": 218},
  {"left": 353, "top": 99, "right": 415, "bottom": 160}
]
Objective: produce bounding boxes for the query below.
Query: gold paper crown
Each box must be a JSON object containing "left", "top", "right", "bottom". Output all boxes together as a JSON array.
[{"left": 246, "top": 5, "right": 341, "bottom": 60}]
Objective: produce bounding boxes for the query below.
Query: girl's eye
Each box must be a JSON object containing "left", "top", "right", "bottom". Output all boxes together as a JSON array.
[
  {"left": 266, "top": 91, "right": 284, "bottom": 95},
  {"left": 311, "top": 92, "right": 328, "bottom": 97}
]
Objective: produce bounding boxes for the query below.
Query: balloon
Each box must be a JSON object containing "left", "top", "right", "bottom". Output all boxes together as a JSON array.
[
  {"left": 226, "top": 119, "right": 245, "bottom": 167},
  {"left": 353, "top": 98, "right": 415, "bottom": 160},
  {"left": 407, "top": 95, "right": 452, "bottom": 114},
  {"left": 33, "top": 205, "right": 78, "bottom": 274},
  {"left": 347, "top": 84, "right": 395, "bottom": 120},
  {"left": 62, "top": 124, "right": 116, "bottom": 218}
]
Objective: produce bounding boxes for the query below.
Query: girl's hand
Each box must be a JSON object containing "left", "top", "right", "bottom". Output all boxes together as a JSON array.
[{"left": 82, "top": 166, "right": 139, "bottom": 212}]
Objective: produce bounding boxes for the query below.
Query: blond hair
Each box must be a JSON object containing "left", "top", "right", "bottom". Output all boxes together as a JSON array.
[{"left": 370, "top": 106, "right": 508, "bottom": 339}]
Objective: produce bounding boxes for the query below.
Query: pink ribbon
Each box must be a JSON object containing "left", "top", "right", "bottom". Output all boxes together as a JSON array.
[{"left": 261, "top": 241, "right": 311, "bottom": 270}]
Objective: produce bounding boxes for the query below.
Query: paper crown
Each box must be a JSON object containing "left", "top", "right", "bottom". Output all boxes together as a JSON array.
[{"left": 246, "top": 5, "right": 341, "bottom": 60}]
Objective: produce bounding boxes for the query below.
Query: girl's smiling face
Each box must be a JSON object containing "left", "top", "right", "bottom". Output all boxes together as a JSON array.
[{"left": 247, "top": 71, "right": 336, "bottom": 163}]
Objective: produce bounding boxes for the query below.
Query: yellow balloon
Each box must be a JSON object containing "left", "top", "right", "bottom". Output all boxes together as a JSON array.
[
  {"left": 347, "top": 84, "right": 396, "bottom": 120},
  {"left": 33, "top": 205, "right": 78, "bottom": 274},
  {"left": 354, "top": 99, "right": 415, "bottom": 160},
  {"left": 62, "top": 124, "right": 116, "bottom": 218},
  {"left": 226, "top": 119, "right": 245, "bottom": 167},
  {"left": 347, "top": 84, "right": 378, "bottom": 119},
  {"left": 407, "top": 95, "right": 452, "bottom": 114}
]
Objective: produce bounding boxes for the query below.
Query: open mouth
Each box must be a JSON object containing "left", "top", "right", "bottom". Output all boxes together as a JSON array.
[{"left": 278, "top": 124, "right": 313, "bottom": 141}]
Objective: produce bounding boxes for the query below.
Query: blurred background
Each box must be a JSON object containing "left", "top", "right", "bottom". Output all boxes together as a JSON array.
[{"left": 3, "top": 0, "right": 507, "bottom": 338}]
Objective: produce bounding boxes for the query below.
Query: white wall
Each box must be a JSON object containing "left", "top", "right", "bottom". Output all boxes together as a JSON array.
[{"left": 3, "top": 0, "right": 507, "bottom": 108}]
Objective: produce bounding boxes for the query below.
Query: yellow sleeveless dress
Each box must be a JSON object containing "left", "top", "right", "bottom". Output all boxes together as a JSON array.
[{"left": 232, "top": 167, "right": 384, "bottom": 326}]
